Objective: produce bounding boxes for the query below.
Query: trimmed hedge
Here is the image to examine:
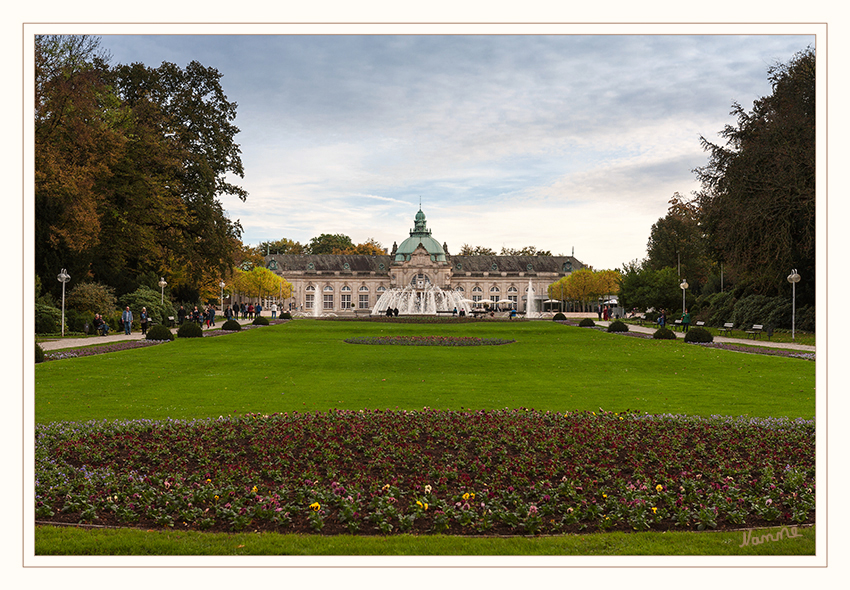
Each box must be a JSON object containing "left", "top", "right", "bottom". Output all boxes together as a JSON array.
[
  {"left": 579, "top": 318, "right": 596, "bottom": 327},
  {"left": 607, "top": 320, "right": 629, "bottom": 333},
  {"left": 35, "top": 343, "right": 45, "bottom": 363},
  {"left": 552, "top": 312, "right": 566, "bottom": 321},
  {"left": 222, "top": 319, "right": 241, "bottom": 331},
  {"left": 684, "top": 327, "right": 714, "bottom": 343},
  {"left": 176, "top": 322, "right": 204, "bottom": 338},
  {"left": 280, "top": 312, "right": 292, "bottom": 319},
  {"left": 252, "top": 316, "right": 270, "bottom": 326},
  {"left": 653, "top": 327, "right": 677, "bottom": 340},
  {"left": 146, "top": 324, "right": 174, "bottom": 341}
]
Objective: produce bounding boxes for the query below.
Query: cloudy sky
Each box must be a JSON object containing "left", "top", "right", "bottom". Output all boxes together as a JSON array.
[{"left": 94, "top": 32, "right": 814, "bottom": 269}]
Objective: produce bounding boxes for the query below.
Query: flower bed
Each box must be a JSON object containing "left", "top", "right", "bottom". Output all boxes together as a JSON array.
[
  {"left": 344, "top": 336, "right": 516, "bottom": 346},
  {"left": 35, "top": 409, "right": 814, "bottom": 536}
]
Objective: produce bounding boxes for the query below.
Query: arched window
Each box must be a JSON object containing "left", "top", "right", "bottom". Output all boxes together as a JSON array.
[
  {"left": 410, "top": 273, "right": 431, "bottom": 288},
  {"left": 340, "top": 286, "right": 352, "bottom": 309}
]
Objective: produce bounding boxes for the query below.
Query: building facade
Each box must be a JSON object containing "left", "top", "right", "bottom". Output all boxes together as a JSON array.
[{"left": 263, "top": 209, "right": 584, "bottom": 314}]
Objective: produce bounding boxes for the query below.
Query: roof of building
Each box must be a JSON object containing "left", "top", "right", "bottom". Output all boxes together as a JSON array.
[{"left": 394, "top": 209, "right": 447, "bottom": 263}]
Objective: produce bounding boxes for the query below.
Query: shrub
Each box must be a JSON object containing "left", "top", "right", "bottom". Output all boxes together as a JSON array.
[
  {"left": 66, "top": 281, "right": 117, "bottom": 316},
  {"left": 119, "top": 287, "right": 172, "bottom": 325},
  {"left": 176, "top": 322, "right": 204, "bottom": 338},
  {"left": 552, "top": 312, "right": 566, "bottom": 321},
  {"left": 146, "top": 324, "right": 174, "bottom": 341},
  {"left": 65, "top": 309, "right": 95, "bottom": 334},
  {"left": 35, "top": 343, "right": 45, "bottom": 363},
  {"left": 684, "top": 327, "right": 714, "bottom": 343},
  {"left": 644, "top": 311, "right": 659, "bottom": 323},
  {"left": 35, "top": 304, "right": 60, "bottom": 334},
  {"left": 252, "top": 316, "right": 270, "bottom": 326},
  {"left": 607, "top": 320, "right": 629, "bottom": 332},
  {"left": 579, "top": 318, "right": 596, "bottom": 327},
  {"left": 653, "top": 327, "right": 677, "bottom": 340},
  {"left": 280, "top": 311, "right": 292, "bottom": 319},
  {"left": 222, "top": 319, "right": 241, "bottom": 331}
]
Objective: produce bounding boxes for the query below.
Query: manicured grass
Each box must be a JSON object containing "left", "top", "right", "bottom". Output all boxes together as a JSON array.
[
  {"left": 34, "top": 524, "right": 815, "bottom": 556},
  {"left": 34, "top": 319, "right": 815, "bottom": 424}
]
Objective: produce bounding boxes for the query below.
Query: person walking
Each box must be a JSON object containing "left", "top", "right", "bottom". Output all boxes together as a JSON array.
[
  {"left": 682, "top": 308, "right": 691, "bottom": 333},
  {"left": 271, "top": 303, "right": 278, "bottom": 319},
  {"left": 122, "top": 306, "right": 133, "bottom": 335},
  {"left": 140, "top": 307, "right": 149, "bottom": 335},
  {"left": 177, "top": 305, "right": 186, "bottom": 325}
]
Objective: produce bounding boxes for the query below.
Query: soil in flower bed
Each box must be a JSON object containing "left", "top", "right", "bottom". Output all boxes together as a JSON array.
[
  {"left": 344, "top": 336, "right": 515, "bottom": 346},
  {"left": 35, "top": 409, "right": 814, "bottom": 536}
]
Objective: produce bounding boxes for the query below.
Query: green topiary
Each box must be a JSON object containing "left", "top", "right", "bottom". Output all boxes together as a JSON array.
[
  {"left": 653, "top": 327, "right": 677, "bottom": 340},
  {"left": 280, "top": 311, "right": 292, "bottom": 319},
  {"left": 579, "top": 318, "right": 596, "bottom": 327},
  {"left": 684, "top": 327, "right": 714, "bottom": 343},
  {"left": 35, "top": 343, "right": 45, "bottom": 363},
  {"left": 146, "top": 324, "right": 174, "bottom": 341},
  {"left": 607, "top": 320, "right": 629, "bottom": 332},
  {"left": 552, "top": 312, "right": 566, "bottom": 321},
  {"left": 176, "top": 322, "right": 204, "bottom": 338},
  {"left": 222, "top": 319, "right": 241, "bottom": 331},
  {"left": 252, "top": 316, "right": 270, "bottom": 326}
]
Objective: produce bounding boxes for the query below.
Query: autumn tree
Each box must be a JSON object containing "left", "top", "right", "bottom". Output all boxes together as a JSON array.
[
  {"left": 645, "top": 193, "right": 711, "bottom": 288},
  {"left": 231, "top": 267, "right": 292, "bottom": 303},
  {"left": 693, "top": 47, "right": 815, "bottom": 305},
  {"left": 500, "top": 246, "right": 553, "bottom": 256},
  {"left": 259, "top": 238, "right": 307, "bottom": 255}
]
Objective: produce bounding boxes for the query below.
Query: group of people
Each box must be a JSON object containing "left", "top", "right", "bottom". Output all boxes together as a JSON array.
[
  {"left": 656, "top": 308, "right": 691, "bottom": 332},
  {"left": 384, "top": 307, "right": 400, "bottom": 317}
]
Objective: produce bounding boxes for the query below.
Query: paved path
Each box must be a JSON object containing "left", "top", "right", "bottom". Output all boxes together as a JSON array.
[
  {"left": 595, "top": 321, "right": 815, "bottom": 352},
  {"left": 39, "top": 316, "right": 814, "bottom": 354},
  {"left": 37, "top": 318, "right": 259, "bottom": 351}
]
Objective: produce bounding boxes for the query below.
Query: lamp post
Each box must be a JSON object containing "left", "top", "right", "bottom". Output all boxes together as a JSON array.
[
  {"left": 680, "top": 278, "right": 688, "bottom": 315},
  {"left": 57, "top": 268, "right": 70, "bottom": 337},
  {"left": 158, "top": 277, "right": 167, "bottom": 304},
  {"left": 787, "top": 269, "right": 801, "bottom": 342},
  {"left": 219, "top": 281, "right": 226, "bottom": 307}
]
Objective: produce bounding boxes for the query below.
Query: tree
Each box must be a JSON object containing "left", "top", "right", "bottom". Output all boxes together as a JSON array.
[
  {"left": 347, "top": 238, "right": 385, "bottom": 255},
  {"left": 65, "top": 281, "right": 117, "bottom": 315},
  {"left": 499, "top": 246, "right": 553, "bottom": 256},
  {"left": 645, "top": 193, "right": 711, "bottom": 287},
  {"left": 693, "top": 47, "right": 814, "bottom": 305},
  {"left": 617, "top": 262, "right": 685, "bottom": 313},
  {"left": 458, "top": 244, "right": 496, "bottom": 256},
  {"left": 232, "top": 267, "right": 292, "bottom": 302},
  {"left": 308, "top": 234, "right": 354, "bottom": 255},
  {"left": 259, "top": 238, "right": 307, "bottom": 255},
  {"left": 34, "top": 35, "right": 247, "bottom": 301}
]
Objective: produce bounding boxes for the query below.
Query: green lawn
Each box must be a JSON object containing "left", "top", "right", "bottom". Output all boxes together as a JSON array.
[{"left": 34, "top": 319, "right": 815, "bottom": 424}]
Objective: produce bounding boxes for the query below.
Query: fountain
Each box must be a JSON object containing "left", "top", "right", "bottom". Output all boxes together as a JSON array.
[
  {"left": 372, "top": 284, "right": 473, "bottom": 316},
  {"left": 525, "top": 279, "right": 541, "bottom": 319}
]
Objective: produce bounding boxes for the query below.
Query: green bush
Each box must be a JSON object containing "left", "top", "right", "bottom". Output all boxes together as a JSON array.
[
  {"left": 552, "top": 312, "right": 566, "bottom": 321},
  {"left": 35, "top": 304, "right": 60, "bottom": 334},
  {"left": 176, "top": 322, "right": 204, "bottom": 338},
  {"left": 644, "top": 311, "right": 659, "bottom": 323},
  {"left": 66, "top": 281, "right": 117, "bottom": 316},
  {"left": 119, "top": 286, "right": 172, "bottom": 326},
  {"left": 607, "top": 320, "right": 629, "bottom": 333},
  {"left": 35, "top": 343, "right": 45, "bottom": 363},
  {"left": 65, "top": 309, "right": 95, "bottom": 334},
  {"left": 653, "top": 327, "right": 677, "bottom": 340},
  {"left": 684, "top": 327, "right": 714, "bottom": 343},
  {"left": 252, "top": 316, "right": 270, "bottom": 326},
  {"left": 222, "top": 319, "right": 241, "bottom": 331},
  {"left": 146, "top": 324, "right": 174, "bottom": 341},
  {"left": 280, "top": 312, "right": 292, "bottom": 320},
  {"left": 579, "top": 318, "right": 596, "bottom": 327}
]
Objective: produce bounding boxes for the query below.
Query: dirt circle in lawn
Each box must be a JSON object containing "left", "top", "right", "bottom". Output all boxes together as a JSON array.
[{"left": 344, "top": 335, "right": 516, "bottom": 346}]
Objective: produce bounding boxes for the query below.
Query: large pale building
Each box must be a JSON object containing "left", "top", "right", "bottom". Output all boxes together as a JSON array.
[{"left": 264, "top": 209, "right": 584, "bottom": 314}]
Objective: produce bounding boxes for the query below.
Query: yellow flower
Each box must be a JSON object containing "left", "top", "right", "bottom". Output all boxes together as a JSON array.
[
  {"left": 463, "top": 493, "right": 470, "bottom": 501},
  {"left": 252, "top": 486, "right": 258, "bottom": 493},
  {"left": 602, "top": 494, "right": 607, "bottom": 499},
  {"left": 205, "top": 478, "right": 211, "bottom": 484},
  {"left": 652, "top": 507, "right": 657, "bottom": 514},
  {"left": 214, "top": 495, "right": 219, "bottom": 501},
  {"left": 656, "top": 484, "right": 663, "bottom": 492},
  {"left": 309, "top": 502, "right": 321, "bottom": 511},
  {"left": 469, "top": 492, "right": 475, "bottom": 500},
  {"left": 382, "top": 484, "right": 390, "bottom": 491}
]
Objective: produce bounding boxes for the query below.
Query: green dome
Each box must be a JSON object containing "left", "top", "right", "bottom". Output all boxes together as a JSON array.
[{"left": 394, "top": 209, "right": 447, "bottom": 263}]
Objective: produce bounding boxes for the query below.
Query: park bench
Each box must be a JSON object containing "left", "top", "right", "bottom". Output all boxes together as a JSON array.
[
  {"left": 695, "top": 321, "right": 705, "bottom": 328},
  {"left": 717, "top": 322, "right": 734, "bottom": 335},
  {"left": 672, "top": 319, "right": 683, "bottom": 331},
  {"left": 746, "top": 324, "right": 764, "bottom": 339}
]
